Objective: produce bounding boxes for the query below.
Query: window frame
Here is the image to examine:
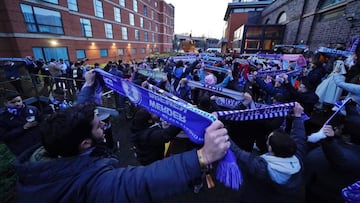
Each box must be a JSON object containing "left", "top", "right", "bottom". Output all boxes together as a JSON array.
[
  {"left": 144, "top": 31, "right": 149, "bottom": 42},
  {"left": 129, "top": 13, "right": 135, "bottom": 26},
  {"left": 21, "top": 4, "right": 64, "bottom": 35},
  {"left": 122, "top": 27, "right": 128, "bottom": 40},
  {"left": 114, "top": 7, "right": 121, "bottom": 22},
  {"left": 120, "top": 0, "right": 125, "bottom": 7},
  {"left": 135, "top": 29, "right": 140, "bottom": 41},
  {"left": 80, "top": 18, "right": 93, "bottom": 37},
  {"left": 104, "top": 23, "right": 113, "bottom": 39},
  {"left": 133, "top": 0, "right": 138, "bottom": 12},
  {"left": 67, "top": 0, "right": 78, "bottom": 11},
  {"left": 76, "top": 49, "right": 86, "bottom": 59},
  {"left": 140, "top": 17, "right": 144, "bottom": 28},
  {"left": 118, "top": 48, "right": 124, "bottom": 55},
  {"left": 131, "top": 48, "right": 137, "bottom": 55},
  {"left": 100, "top": 48, "right": 108, "bottom": 57},
  {"left": 94, "top": 0, "right": 104, "bottom": 18}
]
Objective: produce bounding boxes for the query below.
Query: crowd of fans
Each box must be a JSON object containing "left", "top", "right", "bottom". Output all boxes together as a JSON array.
[{"left": 0, "top": 42, "right": 359, "bottom": 202}]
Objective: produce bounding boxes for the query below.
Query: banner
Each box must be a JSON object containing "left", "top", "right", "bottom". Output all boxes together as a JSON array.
[
  {"left": 204, "top": 64, "right": 229, "bottom": 74},
  {"left": 94, "top": 68, "right": 242, "bottom": 190},
  {"left": 215, "top": 96, "right": 242, "bottom": 109},
  {"left": 94, "top": 68, "right": 215, "bottom": 144},
  {"left": 201, "top": 55, "right": 223, "bottom": 62},
  {"left": 256, "top": 68, "right": 302, "bottom": 78},
  {"left": 216, "top": 102, "right": 296, "bottom": 121},
  {"left": 257, "top": 53, "right": 282, "bottom": 60},
  {"left": 187, "top": 80, "right": 244, "bottom": 101},
  {"left": 256, "top": 69, "right": 288, "bottom": 77},
  {"left": 317, "top": 47, "right": 353, "bottom": 57},
  {"left": 172, "top": 56, "right": 197, "bottom": 63},
  {"left": 137, "top": 68, "right": 167, "bottom": 81}
]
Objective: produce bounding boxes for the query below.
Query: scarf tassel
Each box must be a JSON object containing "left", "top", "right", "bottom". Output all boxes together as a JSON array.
[{"left": 216, "top": 150, "right": 242, "bottom": 190}]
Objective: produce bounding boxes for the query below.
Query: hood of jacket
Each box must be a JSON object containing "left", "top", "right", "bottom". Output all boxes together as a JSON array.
[
  {"left": 261, "top": 154, "right": 301, "bottom": 184},
  {"left": 13, "top": 145, "right": 119, "bottom": 202}
]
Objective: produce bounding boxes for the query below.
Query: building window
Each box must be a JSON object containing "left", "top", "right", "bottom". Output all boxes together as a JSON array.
[
  {"left": 114, "top": 7, "right": 121, "bottom": 22},
  {"left": 118, "top": 48, "right": 124, "bottom": 55},
  {"left": 319, "top": 0, "right": 346, "bottom": 9},
  {"left": 105, "top": 23, "right": 113, "bottom": 38},
  {"left": 67, "top": 0, "right": 78, "bottom": 11},
  {"left": 133, "top": 0, "right": 138, "bottom": 12},
  {"left": 155, "top": 24, "right": 158, "bottom": 32},
  {"left": 320, "top": 8, "right": 345, "bottom": 22},
  {"left": 42, "top": 0, "right": 58, "bottom": 4},
  {"left": 100, "top": 49, "right": 108, "bottom": 57},
  {"left": 158, "top": 35, "right": 161, "bottom": 42},
  {"left": 141, "top": 48, "right": 146, "bottom": 54},
  {"left": 132, "top": 48, "right": 137, "bottom": 54},
  {"left": 94, "top": 0, "right": 103, "bottom": 18},
  {"left": 152, "top": 33, "right": 155, "bottom": 43},
  {"left": 277, "top": 12, "right": 286, "bottom": 24},
  {"left": 21, "top": 4, "right": 64, "bottom": 34},
  {"left": 122, "top": 27, "right": 128, "bottom": 40},
  {"left": 129, "top": 13, "right": 135, "bottom": 26},
  {"left": 140, "top": 17, "right": 144, "bottom": 28},
  {"left": 151, "top": 10, "right": 154, "bottom": 19},
  {"left": 149, "top": 21, "right": 152, "bottom": 30},
  {"left": 155, "top": 1, "right": 157, "bottom": 7},
  {"left": 135, "top": 29, "right": 140, "bottom": 41},
  {"left": 120, "top": 0, "right": 125, "bottom": 7},
  {"left": 76, "top": 49, "right": 86, "bottom": 59},
  {"left": 144, "top": 31, "right": 148, "bottom": 42},
  {"left": 33, "top": 47, "right": 68, "bottom": 62},
  {"left": 150, "top": 48, "right": 153, "bottom": 53},
  {"left": 164, "top": 27, "right": 167, "bottom": 34},
  {"left": 143, "top": 5, "right": 147, "bottom": 16},
  {"left": 80, "top": 18, "right": 92, "bottom": 37}
]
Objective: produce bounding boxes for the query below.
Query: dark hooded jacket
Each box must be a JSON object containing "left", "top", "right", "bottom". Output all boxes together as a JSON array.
[
  {"left": 13, "top": 144, "right": 202, "bottom": 203},
  {"left": 231, "top": 118, "right": 306, "bottom": 203},
  {"left": 130, "top": 109, "right": 181, "bottom": 165}
]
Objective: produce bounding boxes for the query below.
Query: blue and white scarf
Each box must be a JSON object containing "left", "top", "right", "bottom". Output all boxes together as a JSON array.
[
  {"left": 187, "top": 80, "right": 244, "bottom": 101},
  {"left": 94, "top": 68, "right": 242, "bottom": 190},
  {"left": 216, "top": 102, "right": 296, "bottom": 121},
  {"left": 7, "top": 105, "right": 24, "bottom": 116}
]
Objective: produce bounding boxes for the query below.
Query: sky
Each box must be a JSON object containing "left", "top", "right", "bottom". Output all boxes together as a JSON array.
[{"left": 164, "top": 0, "right": 232, "bottom": 39}]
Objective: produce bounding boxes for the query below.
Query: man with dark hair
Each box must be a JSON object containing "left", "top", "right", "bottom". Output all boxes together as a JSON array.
[
  {"left": 13, "top": 103, "right": 231, "bottom": 202},
  {"left": 0, "top": 92, "right": 41, "bottom": 155},
  {"left": 230, "top": 102, "right": 306, "bottom": 202},
  {"left": 130, "top": 108, "right": 182, "bottom": 165},
  {"left": 267, "top": 129, "right": 297, "bottom": 158}
]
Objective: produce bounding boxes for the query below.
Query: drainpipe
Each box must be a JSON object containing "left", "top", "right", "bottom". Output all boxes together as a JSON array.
[{"left": 295, "top": 0, "right": 308, "bottom": 44}]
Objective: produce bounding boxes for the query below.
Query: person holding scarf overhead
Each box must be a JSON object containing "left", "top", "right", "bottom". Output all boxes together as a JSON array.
[
  {"left": 0, "top": 92, "right": 41, "bottom": 156},
  {"left": 230, "top": 102, "right": 307, "bottom": 203}
]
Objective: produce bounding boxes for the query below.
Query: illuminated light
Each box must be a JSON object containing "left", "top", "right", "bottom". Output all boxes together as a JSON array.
[
  {"left": 91, "top": 42, "right": 95, "bottom": 46},
  {"left": 50, "top": 40, "right": 58, "bottom": 46},
  {"left": 112, "top": 43, "right": 116, "bottom": 46},
  {"left": 127, "top": 43, "right": 131, "bottom": 47}
]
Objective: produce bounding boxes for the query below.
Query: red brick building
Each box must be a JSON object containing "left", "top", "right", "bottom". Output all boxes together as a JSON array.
[
  {"left": 0, "top": 0, "right": 174, "bottom": 64},
  {"left": 222, "top": 0, "right": 272, "bottom": 51}
]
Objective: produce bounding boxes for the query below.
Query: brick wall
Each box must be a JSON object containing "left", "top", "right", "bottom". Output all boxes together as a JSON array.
[
  {"left": 0, "top": 0, "right": 173, "bottom": 63},
  {"left": 261, "top": 0, "right": 360, "bottom": 51}
]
